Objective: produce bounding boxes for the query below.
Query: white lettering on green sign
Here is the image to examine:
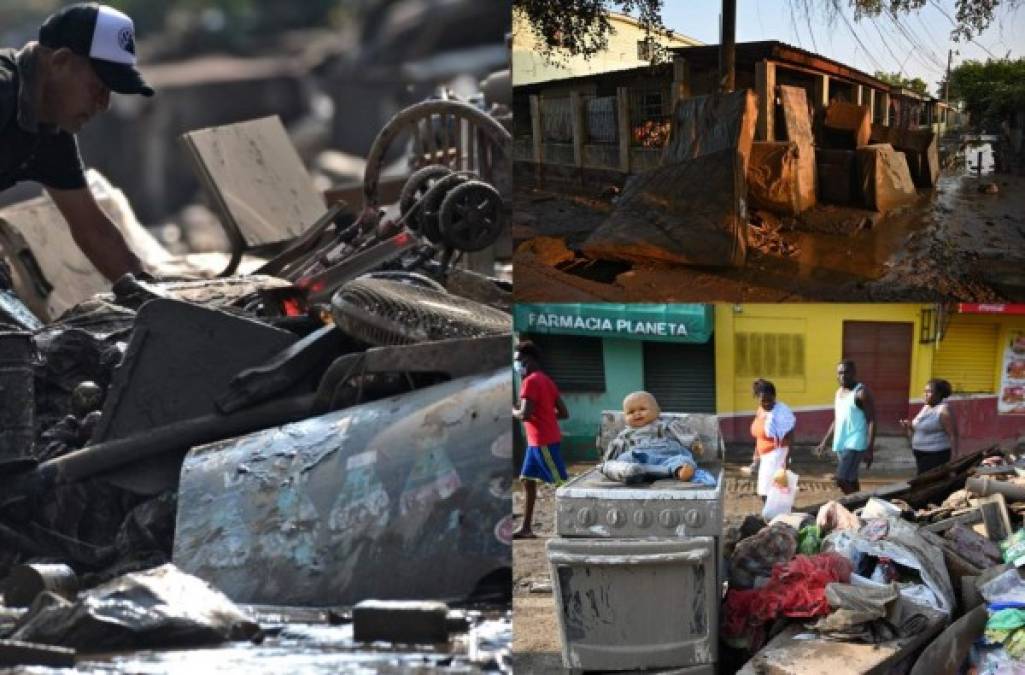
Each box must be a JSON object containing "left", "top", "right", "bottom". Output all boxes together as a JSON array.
[{"left": 527, "top": 313, "right": 689, "bottom": 337}]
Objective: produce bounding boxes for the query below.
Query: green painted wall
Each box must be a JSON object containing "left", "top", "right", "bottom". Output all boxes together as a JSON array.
[{"left": 555, "top": 338, "right": 645, "bottom": 461}]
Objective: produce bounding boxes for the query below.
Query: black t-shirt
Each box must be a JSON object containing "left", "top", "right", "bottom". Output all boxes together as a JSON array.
[{"left": 0, "top": 47, "right": 87, "bottom": 193}]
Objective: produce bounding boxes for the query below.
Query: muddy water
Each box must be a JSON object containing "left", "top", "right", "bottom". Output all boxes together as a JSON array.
[{"left": 46, "top": 613, "right": 511, "bottom": 674}]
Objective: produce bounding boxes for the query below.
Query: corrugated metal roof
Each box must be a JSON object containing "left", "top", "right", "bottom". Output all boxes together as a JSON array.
[{"left": 515, "top": 38, "right": 940, "bottom": 102}]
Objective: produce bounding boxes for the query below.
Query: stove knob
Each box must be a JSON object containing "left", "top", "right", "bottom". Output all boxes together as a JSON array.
[
  {"left": 658, "top": 509, "right": 679, "bottom": 529},
  {"left": 607, "top": 508, "right": 625, "bottom": 528},
  {"left": 576, "top": 507, "right": 596, "bottom": 527},
  {"left": 684, "top": 509, "right": 704, "bottom": 528},
  {"left": 633, "top": 509, "right": 653, "bottom": 528}
]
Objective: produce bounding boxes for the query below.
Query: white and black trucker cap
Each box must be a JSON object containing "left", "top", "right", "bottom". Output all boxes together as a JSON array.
[{"left": 39, "top": 3, "right": 154, "bottom": 97}]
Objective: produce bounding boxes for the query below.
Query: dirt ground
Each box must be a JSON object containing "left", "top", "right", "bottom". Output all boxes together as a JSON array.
[
  {"left": 511, "top": 452, "right": 912, "bottom": 673},
  {"left": 513, "top": 166, "right": 1025, "bottom": 303}
]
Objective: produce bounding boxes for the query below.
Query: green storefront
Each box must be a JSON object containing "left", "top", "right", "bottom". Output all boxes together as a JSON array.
[{"left": 513, "top": 304, "right": 716, "bottom": 461}]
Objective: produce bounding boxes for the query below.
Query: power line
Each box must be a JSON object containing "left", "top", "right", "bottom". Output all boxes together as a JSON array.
[
  {"left": 926, "top": 0, "right": 999, "bottom": 59},
  {"left": 837, "top": 8, "right": 886, "bottom": 72},
  {"left": 870, "top": 16, "right": 909, "bottom": 75},
  {"left": 895, "top": 12, "right": 948, "bottom": 69},
  {"left": 886, "top": 11, "right": 947, "bottom": 73}
]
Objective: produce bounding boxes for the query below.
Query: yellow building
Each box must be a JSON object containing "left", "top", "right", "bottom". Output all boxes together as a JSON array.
[
  {"left": 714, "top": 303, "right": 1025, "bottom": 450},
  {"left": 511, "top": 9, "right": 701, "bottom": 86}
]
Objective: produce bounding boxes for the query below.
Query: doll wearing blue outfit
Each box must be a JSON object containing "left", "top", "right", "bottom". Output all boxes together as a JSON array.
[{"left": 601, "top": 391, "right": 715, "bottom": 486}]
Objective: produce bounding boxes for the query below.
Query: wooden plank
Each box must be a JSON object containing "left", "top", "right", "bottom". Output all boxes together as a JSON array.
[
  {"left": 909, "top": 605, "right": 987, "bottom": 675},
  {"left": 0, "top": 170, "right": 175, "bottom": 321},
  {"left": 181, "top": 116, "right": 325, "bottom": 247},
  {"left": 779, "top": 85, "right": 816, "bottom": 211},
  {"left": 922, "top": 509, "right": 983, "bottom": 533},
  {"left": 978, "top": 493, "right": 1013, "bottom": 542},
  {"left": 740, "top": 608, "right": 946, "bottom": 675}
]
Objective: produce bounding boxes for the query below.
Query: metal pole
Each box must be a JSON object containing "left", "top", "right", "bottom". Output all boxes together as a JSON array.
[
  {"left": 944, "top": 49, "right": 952, "bottom": 103},
  {"left": 720, "top": 0, "right": 736, "bottom": 92}
]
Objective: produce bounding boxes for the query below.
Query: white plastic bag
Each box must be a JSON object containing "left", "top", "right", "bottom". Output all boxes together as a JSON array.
[{"left": 762, "top": 470, "right": 799, "bottom": 521}]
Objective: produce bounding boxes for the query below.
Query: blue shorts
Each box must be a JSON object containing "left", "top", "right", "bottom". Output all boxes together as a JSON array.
[{"left": 521, "top": 443, "right": 569, "bottom": 486}]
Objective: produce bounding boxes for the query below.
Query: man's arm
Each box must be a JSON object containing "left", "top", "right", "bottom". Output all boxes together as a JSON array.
[
  {"left": 554, "top": 396, "right": 569, "bottom": 420},
  {"left": 815, "top": 420, "right": 835, "bottom": 455},
  {"left": 47, "top": 186, "right": 143, "bottom": 282},
  {"left": 859, "top": 386, "right": 877, "bottom": 468},
  {"left": 512, "top": 397, "right": 535, "bottom": 421}
]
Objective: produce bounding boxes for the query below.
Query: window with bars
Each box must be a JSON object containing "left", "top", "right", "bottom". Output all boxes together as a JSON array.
[
  {"left": 585, "top": 95, "right": 617, "bottom": 144},
  {"left": 540, "top": 97, "right": 573, "bottom": 142},
  {"left": 637, "top": 38, "right": 654, "bottom": 61},
  {"left": 630, "top": 89, "right": 669, "bottom": 122},
  {"left": 628, "top": 87, "right": 671, "bottom": 147},
  {"left": 734, "top": 333, "right": 806, "bottom": 380}
]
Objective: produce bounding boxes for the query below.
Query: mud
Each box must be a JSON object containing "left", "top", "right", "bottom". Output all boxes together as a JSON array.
[{"left": 513, "top": 142, "right": 1025, "bottom": 302}]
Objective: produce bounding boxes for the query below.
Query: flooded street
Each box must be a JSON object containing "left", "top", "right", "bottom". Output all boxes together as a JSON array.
[{"left": 514, "top": 134, "right": 1025, "bottom": 302}]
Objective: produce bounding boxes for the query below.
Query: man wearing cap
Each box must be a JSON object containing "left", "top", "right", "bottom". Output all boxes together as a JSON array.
[{"left": 1, "top": 3, "right": 154, "bottom": 281}]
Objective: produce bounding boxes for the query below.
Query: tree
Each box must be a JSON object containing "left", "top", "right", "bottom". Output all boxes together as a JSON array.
[
  {"left": 512, "top": 0, "right": 670, "bottom": 64},
  {"left": 948, "top": 58, "right": 1025, "bottom": 125},
  {"left": 844, "top": 0, "right": 1020, "bottom": 42},
  {"left": 873, "top": 70, "right": 930, "bottom": 95},
  {"left": 515, "top": 0, "right": 1022, "bottom": 64}
]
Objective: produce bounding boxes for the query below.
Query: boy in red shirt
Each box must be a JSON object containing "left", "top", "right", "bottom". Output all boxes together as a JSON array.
[{"left": 512, "top": 341, "right": 569, "bottom": 539}]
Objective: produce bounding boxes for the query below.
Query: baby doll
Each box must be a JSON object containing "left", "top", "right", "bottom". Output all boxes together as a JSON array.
[{"left": 602, "top": 391, "right": 712, "bottom": 485}]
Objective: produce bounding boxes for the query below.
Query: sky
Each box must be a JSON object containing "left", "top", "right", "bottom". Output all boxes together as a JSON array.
[{"left": 660, "top": 0, "right": 1025, "bottom": 96}]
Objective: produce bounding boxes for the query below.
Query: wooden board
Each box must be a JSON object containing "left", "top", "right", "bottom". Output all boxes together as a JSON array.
[
  {"left": 181, "top": 116, "right": 325, "bottom": 248},
  {"left": 778, "top": 85, "right": 816, "bottom": 212},
  {"left": 978, "top": 493, "right": 1013, "bottom": 542},
  {"left": 583, "top": 148, "right": 746, "bottom": 268},
  {"left": 739, "top": 609, "right": 946, "bottom": 675},
  {"left": 0, "top": 170, "right": 173, "bottom": 321}
]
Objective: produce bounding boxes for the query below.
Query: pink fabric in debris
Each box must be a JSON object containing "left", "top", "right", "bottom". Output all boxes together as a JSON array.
[{"left": 723, "top": 552, "right": 853, "bottom": 639}]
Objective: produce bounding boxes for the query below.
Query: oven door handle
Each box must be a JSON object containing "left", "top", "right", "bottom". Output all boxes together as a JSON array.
[{"left": 548, "top": 549, "right": 709, "bottom": 566}]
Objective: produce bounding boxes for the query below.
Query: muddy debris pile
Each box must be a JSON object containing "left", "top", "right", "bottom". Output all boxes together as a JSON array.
[
  {"left": 724, "top": 447, "right": 1025, "bottom": 673},
  {"left": 0, "top": 99, "right": 514, "bottom": 670},
  {"left": 520, "top": 90, "right": 939, "bottom": 278}
]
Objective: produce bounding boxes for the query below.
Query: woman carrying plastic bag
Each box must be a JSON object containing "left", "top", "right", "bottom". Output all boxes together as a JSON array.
[{"left": 748, "top": 379, "right": 796, "bottom": 504}]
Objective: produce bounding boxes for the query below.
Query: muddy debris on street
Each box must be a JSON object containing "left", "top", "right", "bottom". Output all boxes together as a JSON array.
[
  {"left": 722, "top": 446, "right": 1025, "bottom": 674},
  {"left": 514, "top": 89, "right": 1025, "bottom": 302},
  {"left": 0, "top": 96, "right": 514, "bottom": 671}
]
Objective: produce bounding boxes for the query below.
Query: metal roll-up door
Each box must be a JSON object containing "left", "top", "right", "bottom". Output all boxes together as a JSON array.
[
  {"left": 934, "top": 321, "right": 1000, "bottom": 393},
  {"left": 527, "top": 334, "right": 606, "bottom": 393},
  {"left": 643, "top": 340, "right": 716, "bottom": 413}
]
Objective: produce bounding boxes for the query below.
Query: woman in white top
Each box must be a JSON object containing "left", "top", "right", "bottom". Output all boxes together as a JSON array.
[{"left": 900, "top": 378, "right": 959, "bottom": 475}]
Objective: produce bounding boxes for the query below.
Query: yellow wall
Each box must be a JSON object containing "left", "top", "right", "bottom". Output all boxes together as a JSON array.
[
  {"left": 713, "top": 304, "right": 1025, "bottom": 414},
  {"left": 714, "top": 304, "right": 928, "bottom": 413},
  {"left": 511, "top": 9, "right": 701, "bottom": 86}
]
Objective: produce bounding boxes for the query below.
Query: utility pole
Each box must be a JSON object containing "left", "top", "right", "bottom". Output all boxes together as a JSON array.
[
  {"left": 720, "top": 0, "right": 736, "bottom": 92},
  {"left": 944, "top": 48, "right": 952, "bottom": 102}
]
